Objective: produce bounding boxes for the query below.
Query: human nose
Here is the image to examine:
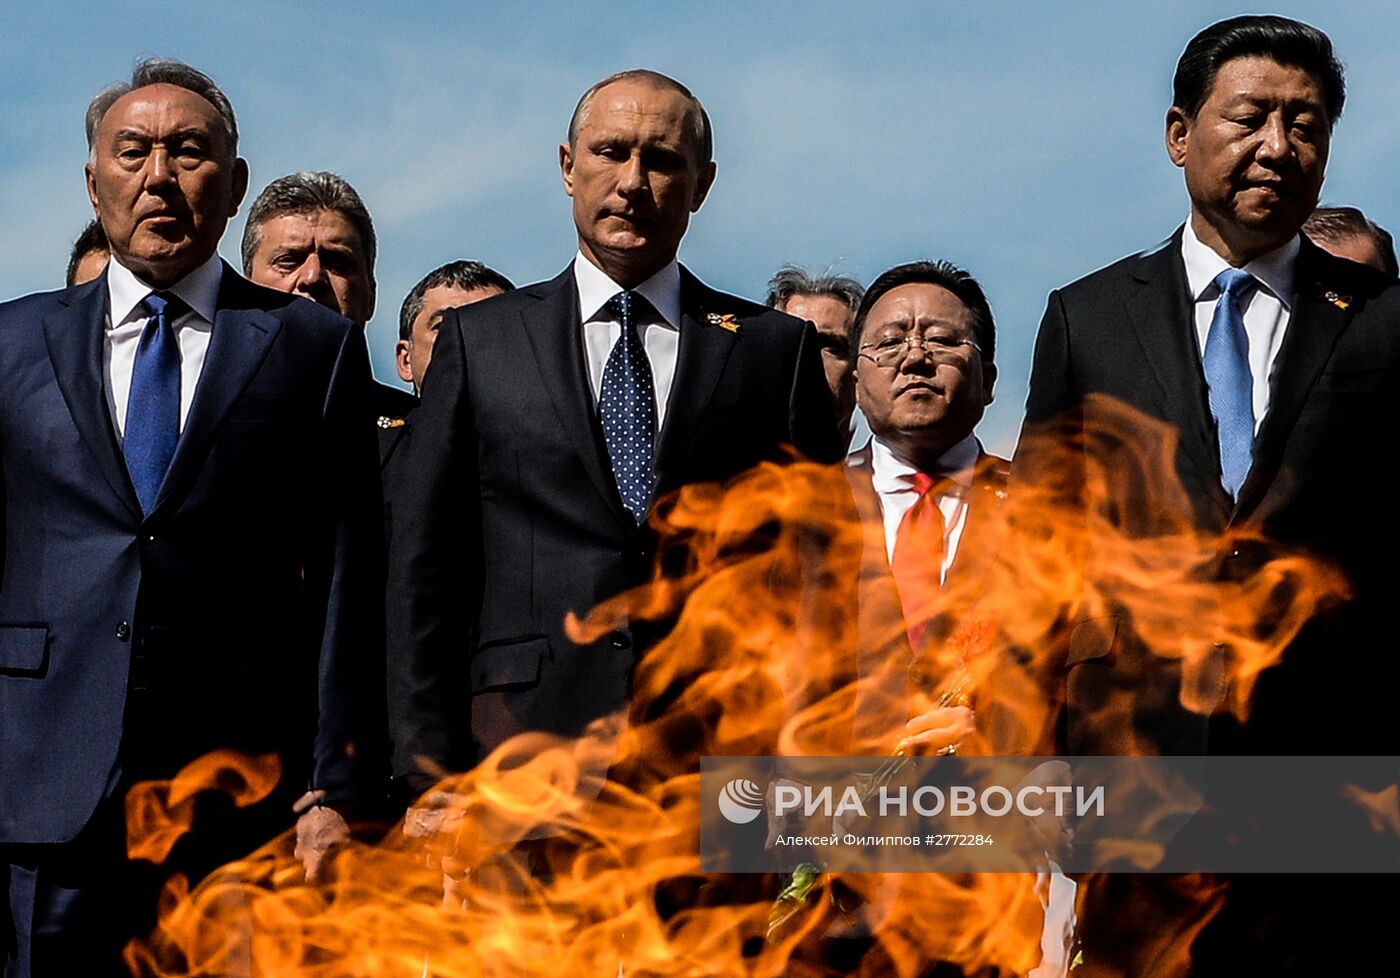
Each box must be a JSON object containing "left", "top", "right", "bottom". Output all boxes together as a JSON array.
[
  {"left": 144, "top": 146, "right": 177, "bottom": 190},
  {"left": 293, "top": 255, "right": 324, "bottom": 291},
  {"left": 1256, "top": 113, "right": 1291, "bottom": 163},
  {"left": 616, "top": 154, "right": 646, "bottom": 195},
  {"left": 899, "top": 337, "right": 935, "bottom": 369}
]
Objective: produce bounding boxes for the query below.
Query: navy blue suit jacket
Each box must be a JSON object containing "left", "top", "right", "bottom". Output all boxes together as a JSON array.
[{"left": 0, "top": 262, "right": 382, "bottom": 845}]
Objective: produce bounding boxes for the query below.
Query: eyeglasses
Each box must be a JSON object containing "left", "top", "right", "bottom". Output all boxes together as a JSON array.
[{"left": 858, "top": 332, "right": 983, "bottom": 369}]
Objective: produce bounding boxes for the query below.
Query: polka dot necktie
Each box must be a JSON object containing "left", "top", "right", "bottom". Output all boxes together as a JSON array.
[
  {"left": 599, "top": 291, "right": 656, "bottom": 522},
  {"left": 890, "top": 472, "right": 945, "bottom": 651},
  {"left": 124, "top": 292, "right": 184, "bottom": 513},
  {"left": 1203, "top": 267, "right": 1257, "bottom": 499}
]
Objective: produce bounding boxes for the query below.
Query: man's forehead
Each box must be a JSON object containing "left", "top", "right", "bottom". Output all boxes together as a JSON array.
[
  {"left": 101, "top": 82, "right": 222, "bottom": 132},
  {"left": 1204, "top": 56, "right": 1327, "bottom": 104},
  {"left": 580, "top": 80, "right": 696, "bottom": 133},
  {"left": 260, "top": 209, "right": 362, "bottom": 249}
]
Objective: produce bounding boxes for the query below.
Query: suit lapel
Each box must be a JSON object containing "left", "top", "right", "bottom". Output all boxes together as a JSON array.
[
  {"left": 1125, "top": 230, "right": 1233, "bottom": 516},
  {"left": 943, "top": 454, "right": 1008, "bottom": 587},
  {"left": 519, "top": 268, "right": 630, "bottom": 524},
  {"left": 149, "top": 269, "right": 281, "bottom": 518},
  {"left": 1234, "top": 239, "right": 1353, "bottom": 518},
  {"left": 42, "top": 274, "right": 143, "bottom": 520},
  {"left": 652, "top": 268, "right": 737, "bottom": 496}
]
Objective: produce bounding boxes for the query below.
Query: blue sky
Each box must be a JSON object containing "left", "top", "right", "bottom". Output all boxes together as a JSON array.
[{"left": 3, "top": 1, "right": 1396, "bottom": 455}]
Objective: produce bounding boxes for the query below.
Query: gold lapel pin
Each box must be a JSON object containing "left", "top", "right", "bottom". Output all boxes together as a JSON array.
[
  {"left": 1320, "top": 288, "right": 1352, "bottom": 310},
  {"left": 704, "top": 311, "right": 742, "bottom": 333},
  {"left": 377, "top": 416, "right": 406, "bottom": 429}
]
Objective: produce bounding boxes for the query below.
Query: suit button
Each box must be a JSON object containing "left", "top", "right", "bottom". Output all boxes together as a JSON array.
[
  {"left": 609, "top": 631, "right": 631, "bottom": 650},
  {"left": 116, "top": 621, "right": 131, "bottom": 642}
]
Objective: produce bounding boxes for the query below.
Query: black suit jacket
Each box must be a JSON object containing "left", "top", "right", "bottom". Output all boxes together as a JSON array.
[
  {"left": 386, "top": 264, "right": 841, "bottom": 790},
  {"left": 0, "top": 264, "right": 383, "bottom": 845},
  {"left": 1017, "top": 230, "right": 1400, "bottom": 975},
  {"left": 1020, "top": 228, "right": 1400, "bottom": 757}
]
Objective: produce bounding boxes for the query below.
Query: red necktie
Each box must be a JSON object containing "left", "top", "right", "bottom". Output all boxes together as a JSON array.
[{"left": 890, "top": 472, "right": 945, "bottom": 651}]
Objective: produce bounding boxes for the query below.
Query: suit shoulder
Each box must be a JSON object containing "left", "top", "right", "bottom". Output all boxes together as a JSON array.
[
  {"left": 442, "top": 279, "right": 547, "bottom": 330},
  {"left": 1303, "top": 242, "right": 1395, "bottom": 306},
  {"left": 0, "top": 282, "right": 95, "bottom": 323},
  {"left": 978, "top": 452, "right": 1012, "bottom": 488},
  {"left": 225, "top": 275, "right": 357, "bottom": 336},
  {"left": 1054, "top": 243, "right": 1168, "bottom": 304}
]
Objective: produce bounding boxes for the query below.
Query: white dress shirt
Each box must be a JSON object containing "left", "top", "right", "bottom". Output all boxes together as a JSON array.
[
  {"left": 574, "top": 252, "right": 681, "bottom": 429},
  {"left": 1181, "top": 220, "right": 1298, "bottom": 434},
  {"left": 104, "top": 253, "right": 221, "bottom": 440},
  {"left": 867, "top": 432, "right": 981, "bottom": 576}
]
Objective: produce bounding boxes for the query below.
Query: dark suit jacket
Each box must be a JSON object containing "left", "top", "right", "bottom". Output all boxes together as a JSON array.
[
  {"left": 1020, "top": 228, "right": 1400, "bottom": 757},
  {"left": 1017, "top": 229, "right": 1400, "bottom": 975},
  {"left": 0, "top": 264, "right": 383, "bottom": 846},
  {"left": 386, "top": 264, "right": 841, "bottom": 790},
  {"left": 843, "top": 442, "right": 1012, "bottom": 752},
  {"left": 373, "top": 381, "right": 417, "bottom": 426}
]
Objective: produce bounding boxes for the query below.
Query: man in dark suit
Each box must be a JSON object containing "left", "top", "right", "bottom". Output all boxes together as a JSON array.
[
  {"left": 241, "top": 170, "right": 417, "bottom": 423},
  {"left": 0, "top": 60, "right": 381, "bottom": 977},
  {"left": 1016, "top": 16, "right": 1400, "bottom": 976},
  {"left": 386, "top": 69, "right": 841, "bottom": 798},
  {"left": 377, "top": 261, "right": 512, "bottom": 560}
]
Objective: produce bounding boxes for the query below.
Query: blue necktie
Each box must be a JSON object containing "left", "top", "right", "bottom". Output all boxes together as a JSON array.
[
  {"left": 1203, "top": 268, "right": 1256, "bottom": 499},
  {"left": 124, "top": 292, "right": 183, "bottom": 512},
  {"left": 599, "top": 291, "right": 656, "bottom": 522}
]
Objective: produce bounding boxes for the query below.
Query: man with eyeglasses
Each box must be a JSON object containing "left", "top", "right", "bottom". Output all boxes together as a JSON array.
[
  {"left": 846, "top": 259, "right": 1002, "bottom": 729},
  {"left": 827, "top": 261, "right": 1075, "bottom": 977}
]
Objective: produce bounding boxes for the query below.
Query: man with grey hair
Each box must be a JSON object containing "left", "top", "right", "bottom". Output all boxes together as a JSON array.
[
  {"left": 766, "top": 264, "right": 864, "bottom": 444},
  {"left": 0, "top": 58, "right": 381, "bottom": 976},
  {"left": 242, "top": 170, "right": 416, "bottom": 421}
]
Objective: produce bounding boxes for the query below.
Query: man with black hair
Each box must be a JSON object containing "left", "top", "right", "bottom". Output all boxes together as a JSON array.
[
  {"left": 379, "top": 260, "right": 512, "bottom": 536},
  {"left": 1018, "top": 15, "right": 1400, "bottom": 976}
]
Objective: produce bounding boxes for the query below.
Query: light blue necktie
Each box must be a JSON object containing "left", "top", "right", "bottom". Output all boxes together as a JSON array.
[
  {"left": 1203, "top": 268, "right": 1256, "bottom": 499},
  {"left": 124, "top": 292, "right": 183, "bottom": 513},
  {"left": 599, "top": 291, "right": 656, "bottom": 522}
]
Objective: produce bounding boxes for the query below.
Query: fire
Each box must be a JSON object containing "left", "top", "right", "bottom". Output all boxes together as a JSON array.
[
  {"left": 125, "top": 750, "right": 282, "bottom": 864},
  {"left": 121, "top": 397, "right": 1348, "bottom": 977}
]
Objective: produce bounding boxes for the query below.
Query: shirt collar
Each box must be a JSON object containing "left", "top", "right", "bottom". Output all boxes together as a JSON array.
[
  {"left": 573, "top": 251, "right": 682, "bottom": 330},
  {"left": 106, "top": 251, "right": 224, "bottom": 328},
  {"left": 868, "top": 432, "right": 981, "bottom": 495},
  {"left": 1180, "top": 218, "right": 1299, "bottom": 310}
]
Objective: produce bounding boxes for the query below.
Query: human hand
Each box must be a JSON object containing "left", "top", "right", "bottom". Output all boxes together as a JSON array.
[
  {"left": 896, "top": 705, "right": 974, "bottom": 755},
  {"left": 292, "top": 789, "right": 351, "bottom": 883}
]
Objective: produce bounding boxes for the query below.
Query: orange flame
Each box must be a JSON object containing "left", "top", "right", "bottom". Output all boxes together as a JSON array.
[
  {"left": 125, "top": 750, "right": 282, "bottom": 864},
  {"left": 121, "top": 397, "right": 1349, "bottom": 978}
]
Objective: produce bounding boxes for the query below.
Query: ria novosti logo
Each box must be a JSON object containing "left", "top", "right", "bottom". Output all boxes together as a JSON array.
[{"left": 717, "top": 778, "right": 765, "bottom": 824}]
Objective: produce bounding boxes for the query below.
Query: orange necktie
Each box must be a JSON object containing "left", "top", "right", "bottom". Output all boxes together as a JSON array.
[{"left": 890, "top": 472, "right": 945, "bottom": 651}]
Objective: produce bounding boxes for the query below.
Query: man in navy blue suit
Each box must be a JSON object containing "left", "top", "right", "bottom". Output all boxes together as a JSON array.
[{"left": 0, "top": 59, "right": 381, "bottom": 977}]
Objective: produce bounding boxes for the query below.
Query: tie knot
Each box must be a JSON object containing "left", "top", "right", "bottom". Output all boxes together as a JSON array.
[
  {"left": 911, "top": 471, "right": 937, "bottom": 496},
  {"left": 606, "top": 291, "right": 636, "bottom": 322},
  {"left": 1213, "top": 267, "right": 1256, "bottom": 299},
  {"left": 142, "top": 292, "right": 185, "bottom": 320}
]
